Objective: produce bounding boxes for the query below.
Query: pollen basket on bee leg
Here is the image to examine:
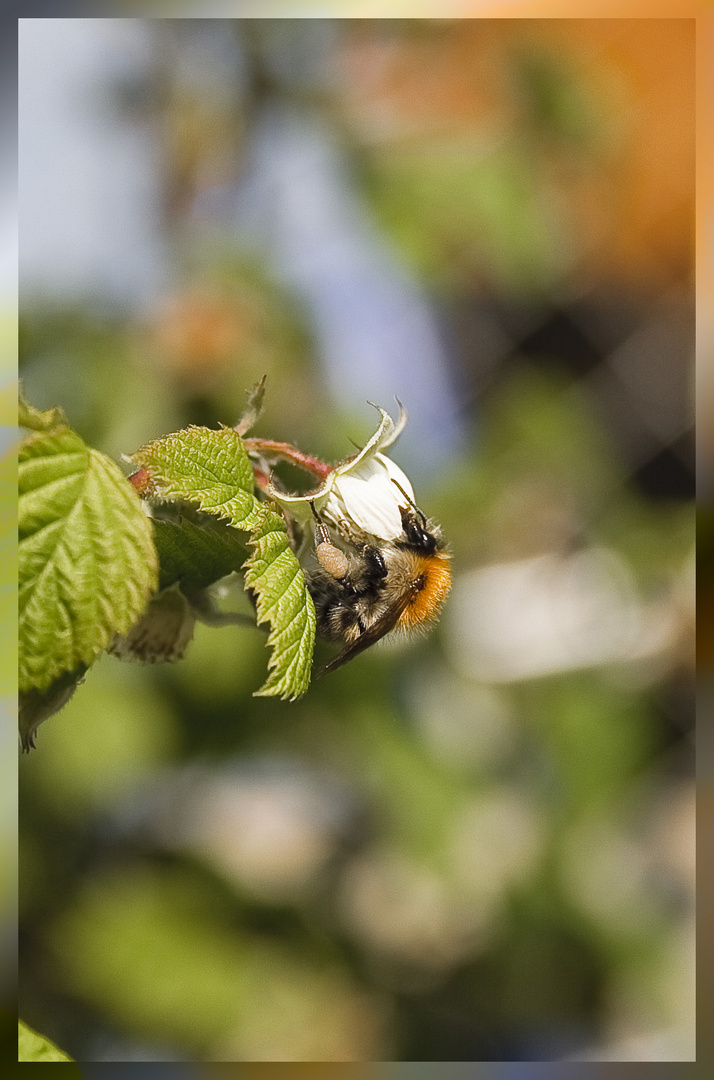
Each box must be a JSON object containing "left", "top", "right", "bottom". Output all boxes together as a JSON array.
[{"left": 316, "top": 542, "right": 350, "bottom": 579}]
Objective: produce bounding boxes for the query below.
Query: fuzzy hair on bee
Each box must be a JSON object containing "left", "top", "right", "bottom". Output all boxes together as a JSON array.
[{"left": 306, "top": 496, "right": 452, "bottom": 676}]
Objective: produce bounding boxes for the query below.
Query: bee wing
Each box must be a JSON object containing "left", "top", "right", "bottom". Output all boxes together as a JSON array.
[{"left": 316, "top": 586, "right": 417, "bottom": 678}]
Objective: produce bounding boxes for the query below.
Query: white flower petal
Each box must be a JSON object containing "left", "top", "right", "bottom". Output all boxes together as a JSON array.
[
  {"left": 325, "top": 455, "right": 414, "bottom": 541},
  {"left": 375, "top": 453, "right": 415, "bottom": 504}
]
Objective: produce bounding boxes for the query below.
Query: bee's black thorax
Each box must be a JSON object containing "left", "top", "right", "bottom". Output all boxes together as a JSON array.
[
  {"left": 342, "top": 545, "right": 387, "bottom": 596},
  {"left": 307, "top": 543, "right": 389, "bottom": 643}
]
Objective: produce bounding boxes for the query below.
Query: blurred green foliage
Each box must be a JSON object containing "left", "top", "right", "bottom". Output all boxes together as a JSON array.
[{"left": 366, "top": 146, "right": 569, "bottom": 294}]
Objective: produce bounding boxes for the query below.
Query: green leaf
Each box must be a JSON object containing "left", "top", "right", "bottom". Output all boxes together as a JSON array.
[
  {"left": 19, "top": 421, "right": 158, "bottom": 694},
  {"left": 18, "top": 1019, "right": 75, "bottom": 1063},
  {"left": 153, "top": 516, "right": 249, "bottom": 591},
  {"left": 130, "top": 425, "right": 260, "bottom": 531},
  {"left": 244, "top": 505, "right": 316, "bottom": 700}
]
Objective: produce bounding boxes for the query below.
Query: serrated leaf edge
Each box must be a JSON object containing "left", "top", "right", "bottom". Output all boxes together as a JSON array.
[
  {"left": 130, "top": 426, "right": 260, "bottom": 531},
  {"left": 244, "top": 510, "right": 315, "bottom": 701}
]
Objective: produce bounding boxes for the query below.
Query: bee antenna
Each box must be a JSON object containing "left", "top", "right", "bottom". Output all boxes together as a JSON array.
[{"left": 391, "top": 478, "right": 427, "bottom": 525}]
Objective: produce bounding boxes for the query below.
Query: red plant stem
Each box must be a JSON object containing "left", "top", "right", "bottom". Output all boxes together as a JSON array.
[{"left": 242, "top": 438, "right": 333, "bottom": 480}]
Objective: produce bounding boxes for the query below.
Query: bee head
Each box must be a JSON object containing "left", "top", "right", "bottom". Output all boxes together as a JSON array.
[{"left": 398, "top": 507, "right": 439, "bottom": 553}]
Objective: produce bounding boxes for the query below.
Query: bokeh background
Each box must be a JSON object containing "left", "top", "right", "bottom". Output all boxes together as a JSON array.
[{"left": 18, "top": 17, "right": 694, "bottom": 1064}]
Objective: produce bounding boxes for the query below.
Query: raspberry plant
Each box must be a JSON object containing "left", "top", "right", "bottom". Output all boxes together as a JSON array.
[{"left": 18, "top": 387, "right": 316, "bottom": 751}]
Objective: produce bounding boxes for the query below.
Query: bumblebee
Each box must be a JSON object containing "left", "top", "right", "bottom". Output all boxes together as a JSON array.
[{"left": 306, "top": 486, "right": 452, "bottom": 675}]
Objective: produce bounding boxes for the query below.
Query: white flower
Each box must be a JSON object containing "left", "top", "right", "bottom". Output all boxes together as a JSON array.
[
  {"left": 268, "top": 403, "right": 415, "bottom": 543},
  {"left": 324, "top": 452, "right": 414, "bottom": 541}
]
